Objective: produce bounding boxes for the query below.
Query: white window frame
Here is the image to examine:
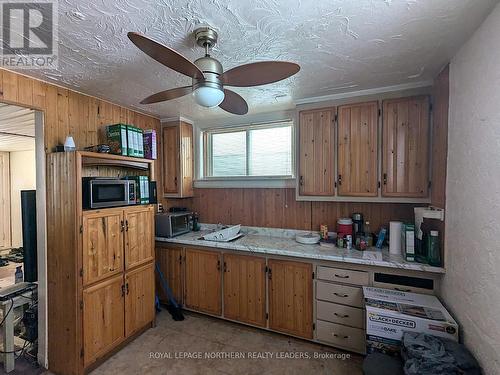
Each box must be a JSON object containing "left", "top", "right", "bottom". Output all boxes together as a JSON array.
[{"left": 197, "top": 120, "right": 296, "bottom": 188}]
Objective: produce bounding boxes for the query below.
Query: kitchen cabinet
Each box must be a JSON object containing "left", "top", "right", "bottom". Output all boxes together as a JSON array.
[
  {"left": 47, "top": 152, "right": 156, "bottom": 375},
  {"left": 184, "top": 248, "right": 222, "bottom": 315},
  {"left": 268, "top": 259, "right": 313, "bottom": 339},
  {"left": 337, "top": 101, "right": 379, "bottom": 197},
  {"left": 223, "top": 254, "right": 266, "bottom": 327},
  {"left": 162, "top": 120, "right": 194, "bottom": 198},
  {"left": 124, "top": 205, "right": 154, "bottom": 270},
  {"left": 382, "top": 96, "right": 430, "bottom": 197},
  {"left": 125, "top": 262, "right": 155, "bottom": 337},
  {"left": 82, "top": 208, "right": 124, "bottom": 286},
  {"left": 155, "top": 245, "right": 184, "bottom": 305},
  {"left": 298, "top": 108, "right": 335, "bottom": 196},
  {"left": 83, "top": 274, "right": 125, "bottom": 367}
]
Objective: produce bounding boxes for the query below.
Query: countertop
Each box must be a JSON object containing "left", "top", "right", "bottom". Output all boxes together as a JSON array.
[{"left": 155, "top": 225, "right": 445, "bottom": 274}]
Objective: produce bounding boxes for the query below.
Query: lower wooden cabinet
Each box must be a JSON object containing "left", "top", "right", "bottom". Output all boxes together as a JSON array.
[
  {"left": 155, "top": 245, "right": 183, "bottom": 304},
  {"left": 268, "top": 259, "right": 313, "bottom": 339},
  {"left": 83, "top": 274, "right": 125, "bottom": 367},
  {"left": 184, "top": 248, "right": 222, "bottom": 315},
  {"left": 125, "top": 262, "right": 155, "bottom": 337},
  {"left": 223, "top": 254, "right": 266, "bottom": 327}
]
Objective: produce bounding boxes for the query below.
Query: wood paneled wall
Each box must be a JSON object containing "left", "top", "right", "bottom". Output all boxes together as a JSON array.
[
  {"left": 431, "top": 65, "right": 449, "bottom": 209},
  {"left": 167, "top": 188, "right": 419, "bottom": 232},
  {"left": 0, "top": 68, "right": 162, "bottom": 182}
]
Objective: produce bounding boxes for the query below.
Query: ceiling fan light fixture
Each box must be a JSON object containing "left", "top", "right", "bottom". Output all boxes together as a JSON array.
[{"left": 193, "top": 85, "right": 225, "bottom": 108}]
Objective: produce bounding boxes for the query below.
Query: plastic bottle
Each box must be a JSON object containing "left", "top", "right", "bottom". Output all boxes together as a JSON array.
[
  {"left": 15, "top": 266, "right": 23, "bottom": 284},
  {"left": 365, "top": 221, "right": 373, "bottom": 247},
  {"left": 427, "top": 231, "right": 441, "bottom": 267}
]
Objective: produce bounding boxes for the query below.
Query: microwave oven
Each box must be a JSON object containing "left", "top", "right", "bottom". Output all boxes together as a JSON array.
[
  {"left": 82, "top": 177, "right": 136, "bottom": 209},
  {"left": 155, "top": 212, "right": 192, "bottom": 238}
]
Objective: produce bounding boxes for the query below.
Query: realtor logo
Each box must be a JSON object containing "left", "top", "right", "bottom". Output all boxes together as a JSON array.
[{"left": 0, "top": 0, "right": 58, "bottom": 68}]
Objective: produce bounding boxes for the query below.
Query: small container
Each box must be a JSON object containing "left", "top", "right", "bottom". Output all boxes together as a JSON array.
[
  {"left": 346, "top": 235, "right": 353, "bottom": 250},
  {"left": 337, "top": 218, "right": 353, "bottom": 239},
  {"left": 320, "top": 224, "right": 329, "bottom": 240},
  {"left": 427, "top": 230, "right": 441, "bottom": 267},
  {"left": 15, "top": 266, "right": 23, "bottom": 284},
  {"left": 337, "top": 236, "right": 344, "bottom": 248}
]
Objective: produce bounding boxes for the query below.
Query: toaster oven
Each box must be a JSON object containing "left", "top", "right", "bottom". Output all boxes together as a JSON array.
[{"left": 155, "top": 212, "right": 192, "bottom": 238}]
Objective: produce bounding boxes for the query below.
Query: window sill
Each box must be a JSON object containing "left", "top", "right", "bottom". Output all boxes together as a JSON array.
[{"left": 194, "top": 177, "right": 296, "bottom": 189}]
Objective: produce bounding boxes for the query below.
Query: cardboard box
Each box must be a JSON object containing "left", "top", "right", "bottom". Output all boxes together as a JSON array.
[
  {"left": 106, "top": 124, "right": 128, "bottom": 156},
  {"left": 401, "top": 223, "right": 415, "bottom": 261},
  {"left": 143, "top": 130, "right": 157, "bottom": 159},
  {"left": 363, "top": 287, "right": 458, "bottom": 356}
]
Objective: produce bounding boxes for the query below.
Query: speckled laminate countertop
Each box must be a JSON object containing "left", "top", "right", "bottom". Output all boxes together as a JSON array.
[{"left": 155, "top": 225, "right": 445, "bottom": 274}]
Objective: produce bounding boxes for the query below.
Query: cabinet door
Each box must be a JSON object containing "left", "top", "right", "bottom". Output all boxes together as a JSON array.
[
  {"left": 298, "top": 108, "right": 335, "bottom": 196},
  {"left": 125, "top": 262, "right": 155, "bottom": 337},
  {"left": 83, "top": 274, "right": 125, "bottom": 367},
  {"left": 162, "top": 125, "right": 180, "bottom": 195},
  {"left": 82, "top": 209, "right": 124, "bottom": 286},
  {"left": 155, "top": 245, "right": 183, "bottom": 305},
  {"left": 179, "top": 122, "right": 194, "bottom": 197},
  {"left": 124, "top": 206, "right": 154, "bottom": 270},
  {"left": 338, "top": 102, "right": 379, "bottom": 196},
  {"left": 268, "top": 259, "right": 313, "bottom": 339},
  {"left": 223, "top": 254, "right": 266, "bottom": 327},
  {"left": 184, "top": 248, "right": 222, "bottom": 315},
  {"left": 382, "top": 96, "right": 430, "bottom": 197}
]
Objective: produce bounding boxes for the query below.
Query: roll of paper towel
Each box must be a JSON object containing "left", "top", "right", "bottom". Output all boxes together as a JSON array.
[{"left": 389, "top": 221, "right": 403, "bottom": 255}]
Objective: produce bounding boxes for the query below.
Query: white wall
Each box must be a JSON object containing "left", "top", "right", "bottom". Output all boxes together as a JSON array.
[
  {"left": 9, "top": 150, "right": 36, "bottom": 248},
  {"left": 442, "top": 3, "right": 500, "bottom": 374}
]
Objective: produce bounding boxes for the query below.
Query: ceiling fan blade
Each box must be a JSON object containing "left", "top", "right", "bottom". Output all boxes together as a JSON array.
[
  {"left": 128, "top": 32, "right": 204, "bottom": 79},
  {"left": 140, "top": 86, "right": 192, "bottom": 104},
  {"left": 220, "top": 61, "right": 300, "bottom": 87},
  {"left": 219, "top": 89, "right": 248, "bottom": 115}
]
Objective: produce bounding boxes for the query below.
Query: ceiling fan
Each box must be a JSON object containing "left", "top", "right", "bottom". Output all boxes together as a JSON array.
[{"left": 127, "top": 26, "right": 300, "bottom": 115}]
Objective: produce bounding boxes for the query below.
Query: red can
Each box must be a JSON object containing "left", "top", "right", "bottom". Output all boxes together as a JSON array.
[{"left": 337, "top": 218, "right": 353, "bottom": 239}]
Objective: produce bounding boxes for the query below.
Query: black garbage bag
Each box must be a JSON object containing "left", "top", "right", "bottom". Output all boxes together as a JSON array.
[{"left": 402, "top": 332, "right": 481, "bottom": 375}]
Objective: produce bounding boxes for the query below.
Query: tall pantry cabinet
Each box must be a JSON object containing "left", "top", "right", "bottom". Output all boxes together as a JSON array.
[{"left": 47, "top": 151, "right": 155, "bottom": 375}]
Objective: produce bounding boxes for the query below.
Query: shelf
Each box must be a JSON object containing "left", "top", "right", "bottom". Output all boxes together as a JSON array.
[{"left": 79, "top": 151, "right": 154, "bottom": 171}]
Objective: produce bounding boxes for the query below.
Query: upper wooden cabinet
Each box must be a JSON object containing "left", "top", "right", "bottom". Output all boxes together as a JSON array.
[
  {"left": 223, "top": 254, "right": 266, "bottom": 327},
  {"left": 268, "top": 259, "right": 313, "bottom": 339},
  {"left": 382, "top": 96, "right": 430, "bottom": 197},
  {"left": 124, "top": 205, "right": 154, "bottom": 270},
  {"left": 184, "top": 248, "right": 222, "bottom": 315},
  {"left": 162, "top": 121, "right": 194, "bottom": 198},
  {"left": 337, "top": 102, "right": 379, "bottom": 197},
  {"left": 82, "top": 208, "right": 124, "bottom": 286},
  {"left": 298, "top": 108, "right": 335, "bottom": 196}
]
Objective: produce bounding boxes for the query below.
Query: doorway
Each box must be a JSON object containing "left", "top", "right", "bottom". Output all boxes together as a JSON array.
[{"left": 0, "top": 102, "right": 46, "bottom": 368}]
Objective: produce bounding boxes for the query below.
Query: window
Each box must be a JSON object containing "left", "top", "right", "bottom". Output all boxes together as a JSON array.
[{"left": 204, "top": 121, "right": 293, "bottom": 178}]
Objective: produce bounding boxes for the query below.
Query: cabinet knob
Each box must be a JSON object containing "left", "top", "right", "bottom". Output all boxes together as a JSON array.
[
  {"left": 299, "top": 176, "right": 304, "bottom": 186},
  {"left": 383, "top": 173, "right": 387, "bottom": 185},
  {"left": 337, "top": 174, "right": 342, "bottom": 186},
  {"left": 333, "top": 292, "right": 348, "bottom": 298}
]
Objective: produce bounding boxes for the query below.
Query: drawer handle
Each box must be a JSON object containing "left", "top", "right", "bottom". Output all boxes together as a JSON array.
[
  {"left": 333, "top": 292, "right": 349, "bottom": 298},
  {"left": 334, "top": 312, "right": 349, "bottom": 318},
  {"left": 395, "top": 287, "right": 411, "bottom": 292},
  {"left": 334, "top": 274, "right": 350, "bottom": 279},
  {"left": 333, "top": 333, "right": 349, "bottom": 339}
]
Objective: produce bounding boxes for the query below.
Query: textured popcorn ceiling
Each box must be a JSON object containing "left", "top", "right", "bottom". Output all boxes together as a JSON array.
[{"left": 21, "top": 0, "right": 498, "bottom": 120}]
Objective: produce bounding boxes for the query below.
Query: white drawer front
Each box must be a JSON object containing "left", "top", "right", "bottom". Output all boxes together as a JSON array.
[
  {"left": 316, "top": 320, "right": 366, "bottom": 353},
  {"left": 317, "top": 266, "right": 369, "bottom": 286},
  {"left": 316, "top": 300, "right": 364, "bottom": 329},
  {"left": 316, "top": 281, "right": 364, "bottom": 308}
]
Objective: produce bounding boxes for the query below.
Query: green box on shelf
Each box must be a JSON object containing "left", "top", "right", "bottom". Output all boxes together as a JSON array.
[{"left": 106, "top": 123, "right": 128, "bottom": 156}]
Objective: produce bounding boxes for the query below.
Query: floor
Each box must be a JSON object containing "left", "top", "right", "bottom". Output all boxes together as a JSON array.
[{"left": 91, "top": 310, "right": 364, "bottom": 375}]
